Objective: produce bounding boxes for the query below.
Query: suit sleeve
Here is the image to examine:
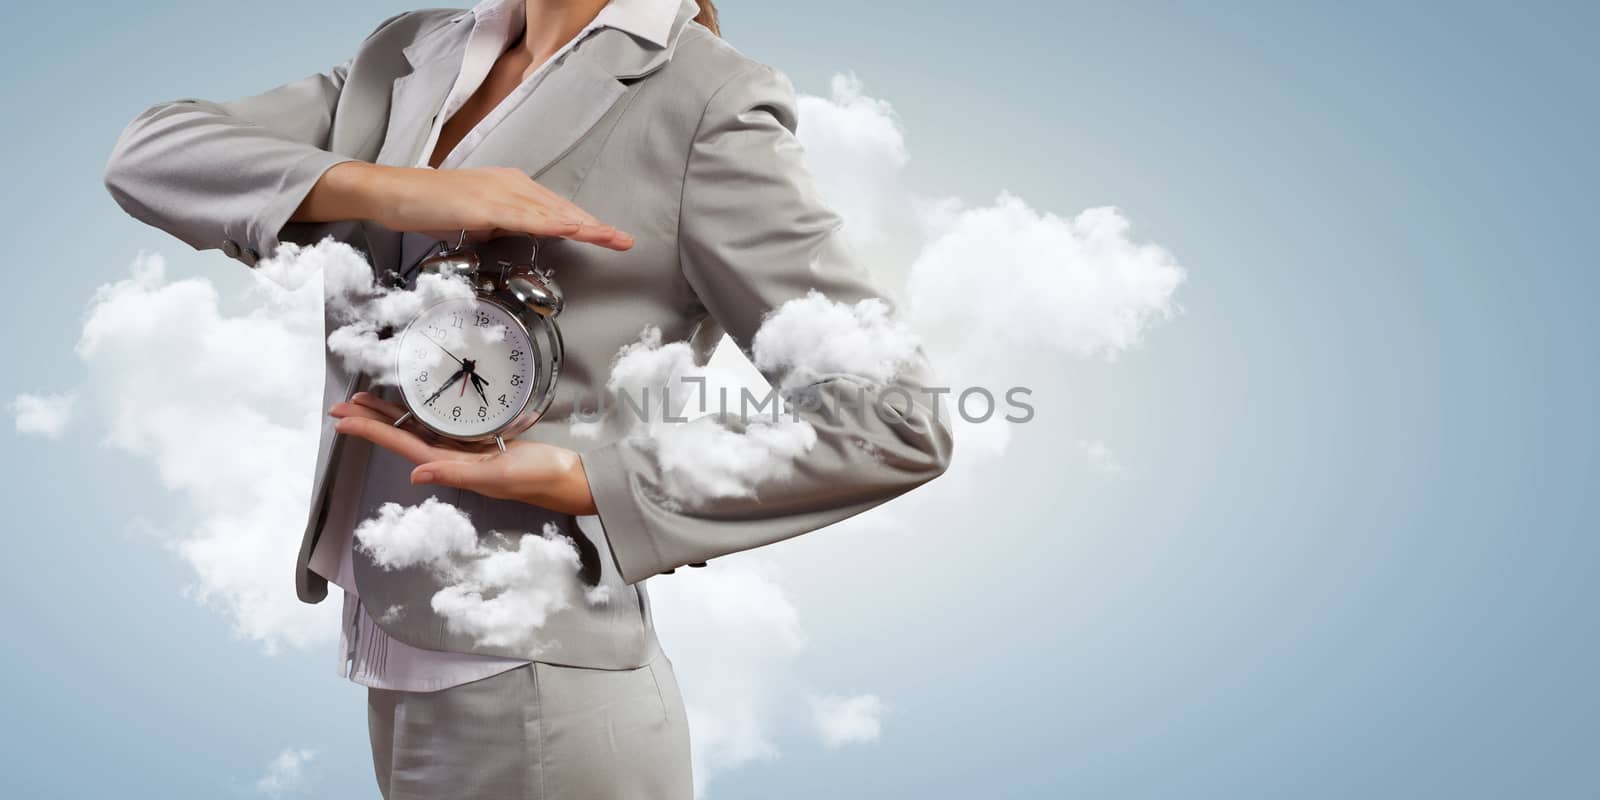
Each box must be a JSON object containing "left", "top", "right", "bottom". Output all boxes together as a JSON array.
[
  {"left": 580, "top": 64, "right": 955, "bottom": 584},
  {"left": 101, "top": 12, "right": 409, "bottom": 285}
]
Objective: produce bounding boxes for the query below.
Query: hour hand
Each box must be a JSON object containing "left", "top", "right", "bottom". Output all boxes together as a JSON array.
[
  {"left": 470, "top": 373, "right": 492, "bottom": 407},
  {"left": 422, "top": 368, "right": 465, "bottom": 406}
]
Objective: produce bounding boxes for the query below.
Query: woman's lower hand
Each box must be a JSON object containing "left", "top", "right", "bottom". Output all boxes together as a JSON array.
[
  {"left": 297, "top": 162, "right": 634, "bottom": 251},
  {"left": 329, "top": 391, "right": 598, "bottom": 517}
]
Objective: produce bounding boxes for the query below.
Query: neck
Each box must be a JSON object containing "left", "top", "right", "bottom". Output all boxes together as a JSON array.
[{"left": 520, "top": 0, "right": 612, "bottom": 62}]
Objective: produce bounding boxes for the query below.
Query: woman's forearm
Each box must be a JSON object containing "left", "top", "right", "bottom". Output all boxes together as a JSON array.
[
  {"left": 291, "top": 160, "right": 388, "bottom": 223},
  {"left": 287, "top": 163, "right": 635, "bottom": 249}
]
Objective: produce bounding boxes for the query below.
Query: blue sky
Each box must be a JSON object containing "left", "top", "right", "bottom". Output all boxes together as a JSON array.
[{"left": 2, "top": 1, "right": 1596, "bottom": 798}]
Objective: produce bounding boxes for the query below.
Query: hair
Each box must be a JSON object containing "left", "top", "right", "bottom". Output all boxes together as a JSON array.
[{"left": 694, "top": 0, "right": 720, "bottom": 36}]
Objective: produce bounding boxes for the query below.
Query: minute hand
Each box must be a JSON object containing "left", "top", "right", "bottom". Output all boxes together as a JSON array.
[{"left": 421, "top": 333, "right": 465, "bottom": 367}]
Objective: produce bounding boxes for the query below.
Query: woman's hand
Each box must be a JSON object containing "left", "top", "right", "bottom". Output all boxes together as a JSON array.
[
  {"left": 329, "top": 391, "right": 598, "bottom": 516},
  {"left": 295, "top": 162, "right": 634, "bottom": 251}
]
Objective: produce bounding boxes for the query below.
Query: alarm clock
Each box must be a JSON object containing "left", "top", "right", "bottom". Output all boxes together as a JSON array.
[{"left": 390, "top": 235, "right": 564, "bottom": 453}]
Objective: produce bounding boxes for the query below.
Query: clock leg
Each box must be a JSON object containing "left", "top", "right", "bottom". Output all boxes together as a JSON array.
[
  {"left": 495, "top": 435, "right": 507, "bottom": 453},
  {"left": 393, "top": 411, "right": 413, "bottom": 428}
]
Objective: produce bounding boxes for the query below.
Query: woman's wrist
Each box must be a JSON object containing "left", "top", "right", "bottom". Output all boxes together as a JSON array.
[
  {"left": 525, "top": 448, "right": 597, "bottom": 516},
  {"left": 565, "top": 452, "right": 599, "bottom": 516}
]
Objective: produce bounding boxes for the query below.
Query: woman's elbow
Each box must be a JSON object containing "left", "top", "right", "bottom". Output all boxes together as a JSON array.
[
  {"left": 919, "top": 408, "right": 956, "bottom": 484},
  {"left": 102, "top": 104, "right": 165, "bottom": 221},
  {"left": 886, "top": 400, "right": 955, "bottom": 493}
]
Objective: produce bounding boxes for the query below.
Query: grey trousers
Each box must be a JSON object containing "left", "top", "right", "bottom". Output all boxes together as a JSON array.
[{"left": 367, "top": 649, "right": 693, "bottom": 799}]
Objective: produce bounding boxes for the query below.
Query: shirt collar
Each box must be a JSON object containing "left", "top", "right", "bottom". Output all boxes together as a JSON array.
[{"left": 465, "top": 0, "right": 680, "bottom": 49}]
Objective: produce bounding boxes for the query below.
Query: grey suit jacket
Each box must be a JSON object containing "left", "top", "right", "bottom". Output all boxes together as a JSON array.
[{"left": 103, "top": 0, "right": 953, "bottom": 668}]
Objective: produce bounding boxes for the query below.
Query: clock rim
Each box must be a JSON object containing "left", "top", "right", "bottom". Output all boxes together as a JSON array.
[{"left": 393, "top": 294, "right": 540, "bottom": 442}]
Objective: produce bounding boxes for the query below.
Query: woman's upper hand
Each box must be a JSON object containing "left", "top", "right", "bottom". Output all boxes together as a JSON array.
[
  {"left": 329, "top": 390, "right": 599, "bottom": 516},
  {"left": 296, "top": 161, "right": 634, "bottom": 251}
]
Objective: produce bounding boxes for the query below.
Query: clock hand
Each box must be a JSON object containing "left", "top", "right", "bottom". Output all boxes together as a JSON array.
[
  {"left": 420, "top": 332, "right": 466, "bottom": 367},
  {"left": 422, "top": 368, "right": 465, "bottom": 406},
  {"left": 470, "top": 373, "right": 492, "bottom": 408}
]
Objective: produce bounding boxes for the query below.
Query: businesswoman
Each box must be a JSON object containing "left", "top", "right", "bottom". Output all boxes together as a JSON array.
[{"left": 104, "top": 0, "right": 953, "bottom": 797}]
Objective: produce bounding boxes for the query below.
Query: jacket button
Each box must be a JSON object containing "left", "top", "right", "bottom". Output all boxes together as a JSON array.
[
  {"left": 241, "top": 247, "right": 260, "bottom": 266},
  {"left": 220, "top": 239, "right": 241, "bottom": 258}
]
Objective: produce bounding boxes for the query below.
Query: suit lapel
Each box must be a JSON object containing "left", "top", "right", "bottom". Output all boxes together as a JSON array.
[
  {"left": 376, "top": 20, "right": 473, "bottom": 169},
  {"left": 357, "top": 17, "right": 471, "bottom": 277},
  {"left": 457, "top": 0, "right": 702, "bottom": 178},
  {"left": 360, "top": 0, "right": 700, "bottom": 270},
  {"left": 454, "top": 47, "right": 628, "bottom": 179}
]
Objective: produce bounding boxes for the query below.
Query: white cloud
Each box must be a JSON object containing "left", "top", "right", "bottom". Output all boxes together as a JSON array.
[
  {"left": 250, "top": 236, "right": 363, "bottom": 297},
  {"left": 809, "top": 693, "right": 887, "bottom": 749},
  {"left": 649, "top": 418, "right": 819, "bottom": 509},
  {"left": 71, "top": 252, "right": 334, "bottom": 652},
  {"left": 648, "top": 558, "right": 807, "bottom": 795},
  {"left": 793, "top": 74, "right": 1185, "bottom": 478},
  {"left": 751, "top": 289, "right": 922, "bottom": 395},
  {"left": 10, "top": 391, "right": 77, "bottom": 438},
  {"left": 254, "top": 747, "right": 317, "bottom": 797},
  {"left": 797, "top": 74, "right": 1187, "bottom": 372},
  {"left": 796, "top": 73, "right": 934, "bottom": 295},
  {"left": 353, "top": 497, "right": 610, "bottom": 656},
  {"left": 907, "top": 197, "right": 1186, "bottom": 369},
  {"left": 256, "top": 238, "right": 477, "bottom": 385},
  {"left": 576, "top": 327, "right": 820, "bottom": 509},
  {"left": 379, "top": 604, "right": 406, "bottom": 625},
  {"left": 353, "top": 494, "right": 482, "bottom": 570},
  {"left": 569, "top": 325, "right": 705, "bottom": 440},
  {"left": 576, "top": 284, "right": 931, "bottom": 512},
  {"left": 41, "top": 70, "right": 1187, "bottom": 798},
  {"left": 652, "top": 78, "right": 1182, "bottom": 791},
  {"left": 1077, "top": 439, "right": 1127, "bottom": 477}
]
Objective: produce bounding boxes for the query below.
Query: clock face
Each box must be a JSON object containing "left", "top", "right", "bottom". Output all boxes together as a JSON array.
[{"left": 395, "top": 297, "right": 538, "bottom": 439}]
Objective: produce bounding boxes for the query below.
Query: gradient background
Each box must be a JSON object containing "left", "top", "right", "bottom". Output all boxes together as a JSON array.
[{"left": 3, "top": 1, "right": 1596, "bottom": 797}]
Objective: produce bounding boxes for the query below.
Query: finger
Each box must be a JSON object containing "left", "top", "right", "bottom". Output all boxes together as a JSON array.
[
  {"left": 420, "top": 229, "right": 503, "bottom": 245},
  {"left": 516, "top": 193, "right": 616, "bottom": 238},
  {"left": 515, "top": 179, "right": 600, "bottom": 224},
  {"left": 336, "top": 395, "right": 442, "bottom": 442},
  {"left": 519, "top": 216, "right": 632, "bottom": 250},
  {"left": 536, "top": 214, "right": 633, "bottom": 251},
  {"left": 351, "top": 391, "right": 408, "bottom": 420},
  {"left": 570, "top": 224, "right": 634, "bottom": 251},
  {"left": 328, "top": 401, "right": 391, "bottom": 423},
  {"left": 412, "top": 458, "right": 507, "bottom": 496},
  {"left": 501, "top": 208, "right": 584, "bottom": 239},
  {"left": 488, "top": 192, "right": 631, "bottom": 249},
  {"left": 334, "top": 415, "right": 462, "bottom": 465}
]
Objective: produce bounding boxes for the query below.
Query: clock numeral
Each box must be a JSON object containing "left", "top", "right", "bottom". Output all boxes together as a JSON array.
[
  {"left": 449, "top": 312, "right": 463, "bottom": 329},
  {"left": 509, "top": 349, "right": 523, "bottom": 362},
  {"left": 498, "top": 394, "right": 508, "bottom": 407},
  {"left": 510, "top": 374, "right": 523, "bottom": 387},
  {"left": 475, "top": 311, "right": 491, "bottom": 327},
  {"left": 417, "top": 371, "right": 428, "bottom": 383},
  {"left": 452, "top": 406, "right": 462, "bottom": 419},
  {"left": 478, "top": 406, "right": 487, "bottom": 419}
]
